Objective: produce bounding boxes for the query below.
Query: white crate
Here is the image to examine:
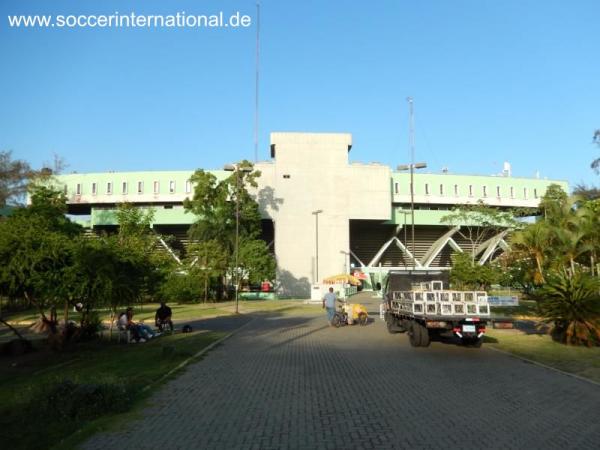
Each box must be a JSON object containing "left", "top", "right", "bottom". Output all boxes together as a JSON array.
[
  {"left": 466, "top": 303, "right": 478, "bottom": 315},
  {"left": 440, "top": 302, "right": 453, "bottom": 315},
  {"left": 413, "top": 302, "right": 424, "bottom": 314}
]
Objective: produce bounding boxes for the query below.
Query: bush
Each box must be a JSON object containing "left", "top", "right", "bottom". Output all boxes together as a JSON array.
[
  {"left": 1, "top": 379, "right": 135, "bottom": 449},
  {"left": 41, "top": 379, "right": 132, "bottom": 421},
  {"left": 449, "top": 252, "right": 500, "bottom": 290},
  {"left": 159, "top": 272, "right": 204, "bottom": 303},
  {"left": 79, "top": 310, "right": 103, "bottom": 341},
  {"left": 536, "top": 270, "right": 600, "bottom": 346}
]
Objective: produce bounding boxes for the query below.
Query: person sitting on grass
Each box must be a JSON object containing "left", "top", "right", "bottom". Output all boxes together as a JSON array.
[
  {"left": 155, "top": 302, "right": 174, "bottom": 332},
  {"left": 121, "top": 307, "right": 158, "bottom": 343},
  {"left": 118, "top": 310, "right": 143, "bottom": 342}
]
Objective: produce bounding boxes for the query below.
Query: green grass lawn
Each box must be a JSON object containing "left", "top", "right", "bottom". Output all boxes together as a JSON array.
[
  {"left": 2, "top": 299, "right": 311, "bottom": 326},
  {"left": 0, "top": 299, "right": 318, "bottom": 449},
  {"left": 2, "top": 302, "right": 235, "bottom": 325},
  {"left": 0, "top": 330, "right": 226, "bottom": 450},
  {"left": 485, "top": 329, "right": 600, "bottom": 383},
  {"left": 488, "top": 298, "right": 600, "bottom": 383}
]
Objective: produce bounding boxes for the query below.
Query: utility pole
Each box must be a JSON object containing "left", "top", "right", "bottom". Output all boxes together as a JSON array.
[
  {"left": 254, "top": 1, "right": 260, "bottom": 163},
  {"left": 397, "top": 99, "right": 426, "bottom": 271},
  {"left": 408, "top": 97, "right": 416, "bottom": 270}
]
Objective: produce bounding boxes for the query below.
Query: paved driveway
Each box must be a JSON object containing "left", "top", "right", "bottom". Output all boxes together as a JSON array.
[{"left": 84, "top": 293, "right": 600, "bottom": 449}]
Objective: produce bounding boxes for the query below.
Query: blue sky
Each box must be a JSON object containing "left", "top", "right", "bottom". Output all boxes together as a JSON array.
[{"left": 1, "top": 0, "right": 599, "bottom": 187}]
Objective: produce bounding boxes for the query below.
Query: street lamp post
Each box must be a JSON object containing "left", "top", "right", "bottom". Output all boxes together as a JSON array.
[
  {"left": 397, "top": 162, "right": 427, "bottom": 269},
  {"left": 224, "top": 163, "right": 252, "bottom": 314},
  {"left": 312, "top": 209, "right": 323, "bottom": 284},
  {"left": 399, "top": 210, "right": 410, "bottom": 268}
]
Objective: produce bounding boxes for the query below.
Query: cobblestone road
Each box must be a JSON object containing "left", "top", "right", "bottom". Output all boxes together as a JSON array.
[{"left": 84, "top": 294, "right": 600, "bottom": 449}]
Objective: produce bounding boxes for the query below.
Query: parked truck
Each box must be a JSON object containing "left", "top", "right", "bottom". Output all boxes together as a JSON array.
[{"left": 383, "top": 271, "right": 490, "bottom": 348}]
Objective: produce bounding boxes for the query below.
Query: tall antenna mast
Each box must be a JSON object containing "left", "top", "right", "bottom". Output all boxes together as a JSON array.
[
  {"left": 407, "top": 96, "right": 414, "bottom": 167},
  {"left": 254, "top": 1, "right": 261, "bottom": 163},
  {"left": 407, "top": 96, "right": 416, "bottom": 270}
]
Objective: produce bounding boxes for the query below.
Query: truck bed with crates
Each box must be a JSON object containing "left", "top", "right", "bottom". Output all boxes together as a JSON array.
[{"left": 383, "top": 271, "right": 489, "bottom": 348}]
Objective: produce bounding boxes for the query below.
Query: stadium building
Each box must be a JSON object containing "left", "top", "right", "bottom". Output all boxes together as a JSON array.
[{"left": 58, "top": 132, "right": 567, "bottom": 297}]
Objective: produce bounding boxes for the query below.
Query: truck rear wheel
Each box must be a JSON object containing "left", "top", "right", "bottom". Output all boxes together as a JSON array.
[
  {"left": 409, "top": 322, "right": 430, "bottom": 347},
  {"left": 409, "top": 322, "right": 422, "bottom": 347}
]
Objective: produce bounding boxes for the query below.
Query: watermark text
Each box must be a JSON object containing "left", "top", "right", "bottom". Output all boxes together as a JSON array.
[{"left": 7, "top": 11, "right": 252, "bottom": 30}]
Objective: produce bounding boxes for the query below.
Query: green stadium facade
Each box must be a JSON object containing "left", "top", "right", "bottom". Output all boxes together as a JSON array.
[{"left": 57, "top": 132, "right": 567, "bottom": 298}]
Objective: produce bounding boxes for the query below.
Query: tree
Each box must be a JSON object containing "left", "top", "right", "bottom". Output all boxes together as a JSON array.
[
  {"left": 509, "top": 184, "right": 583, "bottom": 288},
  {"left": 184, "top": 161, "right": 275, "bottom": 296},
  {"left": 0, "top": 188, "right": 175, "bottom": 343},
  {"left": 0, "top": 213, "right": 74, "bottom": 333},
  {"left": 495, "top": 252, "right": 538, "bottom": 297},
  {"left": 573, "top": 183, "right": 600, "bottom": 201},
  {"left": 159, "top": 271, "right": 205, "bottom": 304},
  {"left": 538, "top": 184, "right": 570, "bottom": 226},
  {"left": 441, "top": 200, "right": 521, "bottom": 264},
  {"left": 508, "top": 186, "right": 600, "bottom": 346},
  {"left": 518, "top": 187, "right": 597, "bottom": 278},
  {"left": 0, "top": 151, "right": 33, "bottom": 206},
  {"left": 0, "top": 151, "right": 65, "bottom": 207},
  {"left": 13, "top": 184, "right": 82, "bottom": 238},
  {"left": 510, "top": 221, "right": 550, "bottom": 285},
  {"left": 62, "top": 236, "right": 147, "bottom": 332},
  {"left": 552, "top": 226, "right": 590, "bottom": 274},
  {"left": 184, "top": 161, "right": 262, "bottom": 246},
  {"left": 114, "top": 203, "right": 155, "bottom": 240},
  {"left": 535, "top": 269, "right": 600, "bottom": 346},
  {"left": 0, "top": 186, "right": 81, "bottom": 327},
  {"left": 577, "top": 199, "right": 600, "bottom": 276},
  {"left": 187, "top": 240, "right": 228, "bottom": 302},
  {"left": 113, "top": 202, "right": 174, "bottom": 301},
  {"left": 449, "top": 252, "right": 499, "bottom": 290},
  {"left": 237, "top": 238, "right": 276, "bottom": 287}
]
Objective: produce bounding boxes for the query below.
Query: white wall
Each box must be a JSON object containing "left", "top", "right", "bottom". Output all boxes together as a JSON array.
[{"left": 254, "top": 132, "right": 391, "bottom": 298}]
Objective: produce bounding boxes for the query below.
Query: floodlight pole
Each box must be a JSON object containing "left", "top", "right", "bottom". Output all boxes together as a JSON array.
[
  {"left": 408, "top": 97, "right": 416, "bottom": 271},
  {"left": 400, "top": 211, "right": 409, "bottom": 268},
  {"left": 254, "top": 1, "right": 260, "bottom": 163},
  {"left": 398, "top": 162, "right": 426, "bottom": 268}
]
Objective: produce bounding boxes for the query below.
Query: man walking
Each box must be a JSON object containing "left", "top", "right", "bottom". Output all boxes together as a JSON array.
[{"left": 322, "top": 287, "right": 338, "bottom": 325}]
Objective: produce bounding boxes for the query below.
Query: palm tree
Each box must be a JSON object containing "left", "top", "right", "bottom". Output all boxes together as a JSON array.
[
  {"left": 537, "top": 269, "right": 600, "bottom": 346},
  {"left": 577, "top": 201, "right": 600, "bottom": 275},
  {"left": 552, "top": 226, "right": 591, "bottom": 274},
  {"left": 510, "top": 221, "right": 550, "bottom": 284}
]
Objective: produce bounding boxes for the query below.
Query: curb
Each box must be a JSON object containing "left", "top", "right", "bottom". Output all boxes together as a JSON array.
[
  {"left": 142, "top": 316, "right": 255, "bottom": 392},
  {"left": 486, "top": 345, "right": 600, "bottom": 388}
]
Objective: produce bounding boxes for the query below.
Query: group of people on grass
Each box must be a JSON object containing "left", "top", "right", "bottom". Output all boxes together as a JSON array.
[{"left": 118, "top": 302, "right": 174, "bottom": 343}]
